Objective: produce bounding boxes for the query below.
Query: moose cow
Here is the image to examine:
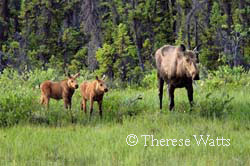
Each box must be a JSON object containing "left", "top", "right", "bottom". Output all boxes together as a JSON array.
[
  {"left": 40, "top": 73, "right": 80, "bottom": 109},
  {"left": 155, "top": 44, "right": 200, "bottom": 111},
  {"left": 80, "top": 76, "right": 108, "bottom": 118}
]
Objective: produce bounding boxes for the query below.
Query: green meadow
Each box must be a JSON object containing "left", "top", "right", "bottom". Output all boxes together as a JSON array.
[{"left": 0, "top": 67, "right": 250, "bottom": 165}]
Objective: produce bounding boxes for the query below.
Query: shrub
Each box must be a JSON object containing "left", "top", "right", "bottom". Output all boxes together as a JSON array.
[
  {"left": 202, "top": 65, "right": 250, "bottom": 90},
  {"left": 194, "top": 92, "right": 234, "bottom": 119},
  {"left": 0, "top": 69, "right": 36, "bottom": 126},
  {"left": 141, "top": 70, "right": 157, "bottom": 88}
]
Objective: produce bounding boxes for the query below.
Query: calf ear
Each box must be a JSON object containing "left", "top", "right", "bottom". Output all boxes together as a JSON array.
[
  {"left": 67, "top": 73, "right": 72, "bottom": 78},
  {"left": 179, "top": 44, "right": 186, "bottom": 52},
  {"left": 73, "top": 73, "right": 80, "bottom": 79}
]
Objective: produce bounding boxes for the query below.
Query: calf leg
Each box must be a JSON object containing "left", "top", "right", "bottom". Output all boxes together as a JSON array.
[
  {"left": 80, "top": 100, "right": 83, "bottom": 110},
  {"left": 158, "top": 75, "right": 164, "bottom": 110},
  {"left": 63, "top": 98, "right": 69, "bottom": 109},
  {"left": 64, "top": 97, "right": 74, "bottom": 123},
  {"left": 40, "top": 95, "right": 44, "bottom": 105},
  {"left": 90, "top": 98, "right": 94, "bottom": 117},
  {"left": 68, "top": 98, "right": 72, "bottom": 110},
  {"left": 168, "top": 85, "right": 175, "bottom": 111},
  {"left": 44, "top": 96, "right": 50, "bottom": 109},
  {"left": 98, "top": 100, "right": 103, "bottom": 118},
  {"left": 81, "top": 99, "right": 87, "bottom": 114}
]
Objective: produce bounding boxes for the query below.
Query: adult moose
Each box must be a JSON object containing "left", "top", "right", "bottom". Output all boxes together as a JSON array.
[
  {"left": 155, "top": 44, "right": 200, "bottom": 111},
  {"left": 40, "top": 73, "right": 80, "bottom": 110}
]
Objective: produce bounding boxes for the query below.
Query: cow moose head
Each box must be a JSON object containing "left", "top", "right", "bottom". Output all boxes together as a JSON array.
[{"left": 179, "top": 44, "right": 200, "bottom": 80}]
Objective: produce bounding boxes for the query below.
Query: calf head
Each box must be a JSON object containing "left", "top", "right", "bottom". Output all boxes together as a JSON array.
[
  {"left": 95, "top": 75, "right": 108, "bottom": 93},
  {"left": 67, "top": 73, "right": 80, "bottom": 89},
  {"left": 179, "top": 44, "right": 200, "bottom": 80}
]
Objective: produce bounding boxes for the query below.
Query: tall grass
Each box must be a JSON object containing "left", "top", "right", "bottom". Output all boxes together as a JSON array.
[{"left": 0, "top": 67, "right": 249, "bottom": 165}]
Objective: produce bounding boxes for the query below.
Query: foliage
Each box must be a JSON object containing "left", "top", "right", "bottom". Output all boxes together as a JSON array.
[
  {"left": 0, "top": 66, "right": 249, "bottom": 126},
  {"left": 194, "top": 92, "right": 234, "bottom": 119},
  {"left": 202, "top": 65, "right": 250, "bottom": 90},
  {"left": 0, "top": 68, "right": 249, "bottom": 164},
  {"left": 1, "top": 0, "right": 250, "bottom": 78},
  {"left": 0, "top": 69, "right": 33, "bottom": 126},
  {"left": 141, "top": 69, "right": 158, "bottom": 88},
  {"left": 1, "top": 1, "right": 250, "bottom": 164},
  {"left": 96, "top": 23, "right": 137, "bottom": 81}
]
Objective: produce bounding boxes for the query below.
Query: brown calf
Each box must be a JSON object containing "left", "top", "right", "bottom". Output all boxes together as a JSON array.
[
  {"left": 40, "top": 73, "right": 80, "bottom": 109},
  {"left": 80, "top": 76, "right": 108, "bottom": 118}
]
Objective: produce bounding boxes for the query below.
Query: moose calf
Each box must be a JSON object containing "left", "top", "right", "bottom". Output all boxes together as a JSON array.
[
  {"left": 40, "top": 73, "right": 80, "bottom": 109},
  {"left": 80, "top": 76, "right": 108, "bottom": 118}
]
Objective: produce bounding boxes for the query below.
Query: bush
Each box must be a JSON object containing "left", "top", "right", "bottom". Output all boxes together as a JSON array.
[
  {"left": 141, "top": 69, "right": 157, "bottom": 88},
  {"left": 194, "top": 92, "right": 234, "bottom": 119},
  {"left": 0, "top": 69, "right": 37, "bottom": 126},
  {"left": 201, "top": 65, "right": 250, "bottom": 90},
  {"left": 24, "top": 68, "right": 61, "bottom": 88}
]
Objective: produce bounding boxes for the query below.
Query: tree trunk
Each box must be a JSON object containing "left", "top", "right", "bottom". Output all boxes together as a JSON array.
[
  {"left": 80, "top": 0, "right": 101, "bottom": 71},
  {"left": 221, "top": 0, "right": 233, "bottom": 35},
  {"left": 131, "top": 0, "right": 144, "bottom": 71},
  {"left": 132, "top": 18, "right": 144, "bottom": 71},
  {"left": 110, "top": 0, "right": 120, "bottom": 25},
  {"left": 13, "top": 0, "right": 21, "bottom": 32},
  {"left": 170, "top": 0, "right": 177, "bottom": 40},
  {"left": 195, "top": 15, "right": 198, "bottom": 47},
  {"left": 205, "top": 0, "right": 212, "bottom": 28},
  {"left": 0, "top": 0, "right": 9, "bottom": 43}
]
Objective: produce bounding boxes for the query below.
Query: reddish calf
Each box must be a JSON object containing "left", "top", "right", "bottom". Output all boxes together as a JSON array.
[
  {"left": 80, "top": 76, "right": 108, "bottom": 118},
  {"left": 40, "top": 73, "right": 80, "bottom": 109}
]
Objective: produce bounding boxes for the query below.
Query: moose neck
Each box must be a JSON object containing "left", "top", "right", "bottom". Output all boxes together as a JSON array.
[{"left": 175, "top": 57, "right": 187, "bottom": 78}]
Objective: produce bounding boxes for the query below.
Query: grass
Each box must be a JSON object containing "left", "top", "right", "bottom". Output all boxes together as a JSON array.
[
  {"left": 0, "top": 83, "right": 250, "bottom": 165},
  {"left": 0, "top": 115, "right": 249, "bottom": 165},
  {"left": 0, "top": 68, "right": 250, "bottom": 165}
]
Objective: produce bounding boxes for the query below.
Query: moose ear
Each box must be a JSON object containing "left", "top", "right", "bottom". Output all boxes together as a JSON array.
[
  {"left": 73, "top": 73, "right": 80, "bottom": 79},
  {"left": 96, "top": 76, "right": 99, "bottom": 80},
  {"left": 179, "top": 44, "right": 186, "bottom": 52},
  {"left": 102, "top": 75, "right": 106, "bottom": 80},
  {"left": 193, "top": 44, "right": 202, "bottom": 52},
  {"left": 67, "top": 73, "right": 72, "bottom": 78}
]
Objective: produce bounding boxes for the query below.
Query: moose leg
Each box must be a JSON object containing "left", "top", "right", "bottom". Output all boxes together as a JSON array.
[
  {"left": 68, "top": 97, "right": 74, "bottom": 123},
  {"left": 68, "top": 97, "right": 72, "bottom": 110},
  {"left": 81, "top": 99, "right": 87, "bottom": 114},
  {"left": 158, "top": 75, "right": 164, "bottom": 110},
  {"left": 44, "top": 96, "right": 50, "bottom": 109},
  {"left": 80, "top": 100, "right": 83, "bottom": 110},
  {"left": 40, "top": 95, "right": 44, "bottom": 105},
  {"left": 63, "top": 98, "right": 69, "bottom": 109},
  {"left": 186, "top": 84, "right": 194, "bottom": 108},
  {"left": 64, "top": 97, "right": 74, "bottom": 123},
  {"left": 70, "top": 107, "right": 74, "bottom": 123},
  {"left": 168, "top": 85, "right": 175, "bottom": 111},
  {"left": 98, "top": 100, "right": 103, "bottom": 118},
  {"left": 90, "top": 98, "right": 94, "bottom": 117}
]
